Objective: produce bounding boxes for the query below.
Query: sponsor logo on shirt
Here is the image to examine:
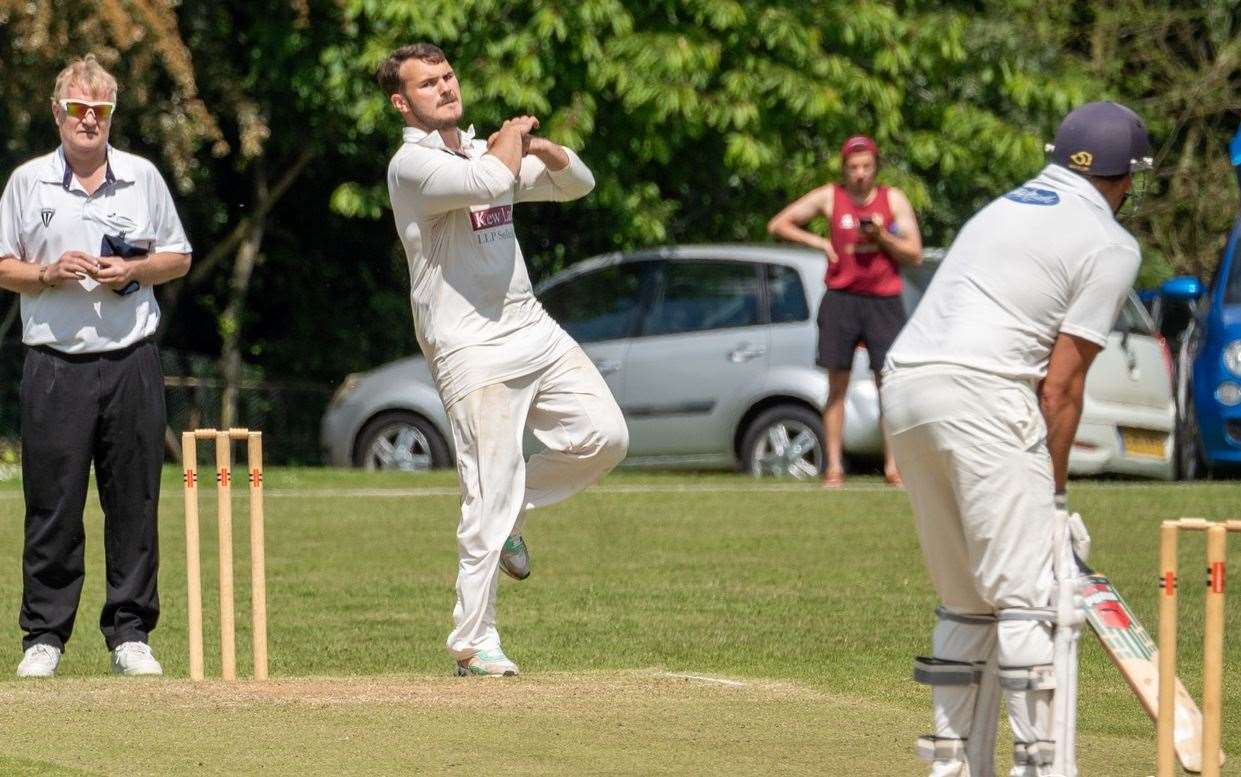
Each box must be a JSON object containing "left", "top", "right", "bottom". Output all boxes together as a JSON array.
[
  {"left": 469, "top": 205, "right": 513, "bottom": 231},
  {"left": 1004, "top": 186, "right": 1060, "bottom": 206},
  {"left": 839, "top": 213, "right": 855, "bottom": 230},
  {"left": 40, "top": 208, "right": 55, "bottom": 227}
]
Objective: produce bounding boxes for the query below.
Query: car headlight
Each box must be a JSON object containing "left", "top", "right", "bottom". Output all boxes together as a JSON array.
[
  {"left": 330, "top": 373, "right": 362, "bottom": 407},
  {"left": 1217, "top": 382, "right": 1241, "bottom": 407},
  {"left": 1225, "top": 340, "right": 1241, "bottom": 377}
]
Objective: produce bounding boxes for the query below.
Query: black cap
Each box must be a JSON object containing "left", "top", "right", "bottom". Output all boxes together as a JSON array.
[{"left": 1047, "top": 101, "right": 1153, "bottom": 176}]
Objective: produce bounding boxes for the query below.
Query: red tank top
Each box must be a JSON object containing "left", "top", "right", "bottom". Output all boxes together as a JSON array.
[{"left": 825, "top": 184, "right": 902, "bottom": 296}]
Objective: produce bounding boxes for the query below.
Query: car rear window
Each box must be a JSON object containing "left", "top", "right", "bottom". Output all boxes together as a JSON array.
[
  {"left": 540, "top": 262, "right": 646, "bottom": 343},
  {"left": 767, "top": 264, "right": 809, "bottom": 323},
  {"left": 1113, "top": 292, "right": 1155, "bottom": 335},
  {"left": 643, "top": 260, "right": 761, "bottom": 336}
]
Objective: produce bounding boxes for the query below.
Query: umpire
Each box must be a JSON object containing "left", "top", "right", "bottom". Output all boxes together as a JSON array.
[{"left": 0, "top": 56, "right": 191, "bottom": 677}]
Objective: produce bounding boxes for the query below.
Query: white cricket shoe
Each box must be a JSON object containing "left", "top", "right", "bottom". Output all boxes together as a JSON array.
[
  {"left": 499, "top": 535, "right": 530, "bottom": 580},
  {"left": 111, "top": 641, "right": 163, "bottom": 676},
  {"left": 455, "top": 648, "right": 520, "bottom": 677},
  {"left": 16, "top": 644, "right": 61, "bottom": 678}
]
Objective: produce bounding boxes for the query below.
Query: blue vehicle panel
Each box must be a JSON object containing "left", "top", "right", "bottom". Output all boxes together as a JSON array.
[{"left": 1171, "top": 216, "right": 1241, "bottom": 474}]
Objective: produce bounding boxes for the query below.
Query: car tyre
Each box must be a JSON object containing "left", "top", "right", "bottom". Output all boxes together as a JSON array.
[
  {"left": 353, "top": 411, "right": 451, "bottom": 472},
  {"left": 1175, "top": 392, "right": 1207, "bottom": 481},
  {"left": 741, "top": 404, "right": 825, "bottom": 480}
]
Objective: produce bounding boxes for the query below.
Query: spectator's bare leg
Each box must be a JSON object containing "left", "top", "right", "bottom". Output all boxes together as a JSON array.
[
  {"left": 874, "top": 368, "right": 902, "bottom": 486},
  {"left": 823, "top": 368, "right": 851, "bottom": 485}
]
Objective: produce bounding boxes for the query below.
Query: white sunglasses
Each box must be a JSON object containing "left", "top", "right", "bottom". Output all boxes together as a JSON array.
[{"left": 57, "top": 98, "right": 116, "bottom": 121}]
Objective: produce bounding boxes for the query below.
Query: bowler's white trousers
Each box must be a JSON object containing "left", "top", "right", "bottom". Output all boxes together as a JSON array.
[
  {"left": 881, "top": 365, "right": 1057, "bottom": 777},
  {"left": 445, "top": 347, "right": 628, "bottom": 659}
]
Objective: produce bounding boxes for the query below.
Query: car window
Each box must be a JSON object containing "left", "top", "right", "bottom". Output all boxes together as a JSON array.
[
  {"left": 540, "top": 262, "right": 646, "bottom": 343},
  {"left": 643, "top": 260, "right": 761, "bottom": 337},
  {"left": 767, "top": 264, "right": 809, "bottom": 323},
  {"left": 1225, "top": 238, "right": 1241, "bottom": 304},
  {"left": 1113, "top": 292, "right": 1156, "bottom": 335}
]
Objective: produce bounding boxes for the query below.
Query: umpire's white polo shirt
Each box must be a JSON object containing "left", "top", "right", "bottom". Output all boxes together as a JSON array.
[
  {"left": 0, "top": 145, "right": 191, "bottom": 354},
  {"left": 885, "top": 164, "right": 1140, "bottom": 382}
]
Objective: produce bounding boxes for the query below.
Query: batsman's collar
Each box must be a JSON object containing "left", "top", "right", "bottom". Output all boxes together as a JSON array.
[
  {"left": 402, "top": 125, "right": 477, "bottom": 150},
  {"left": 1038, "top": 163, "right": 1112, "bottom": 215}
]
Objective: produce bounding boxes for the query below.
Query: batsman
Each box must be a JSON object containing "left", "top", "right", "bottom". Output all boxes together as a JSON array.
[{"left": 880, "top": 102, "right": 1153, "bottom": 776}]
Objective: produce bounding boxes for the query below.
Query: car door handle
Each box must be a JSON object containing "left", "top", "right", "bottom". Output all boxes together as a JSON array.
[
  {"left": 728, "top": 345, "right": 766, "bottom": 363},
  {"left": 594, "top": 359, "right": 622, "bottom": 375}
]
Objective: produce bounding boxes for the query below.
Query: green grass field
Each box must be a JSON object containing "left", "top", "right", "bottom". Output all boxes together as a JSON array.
[{"left": 0, "top": 468, "right": 1238, "bottom": 775}]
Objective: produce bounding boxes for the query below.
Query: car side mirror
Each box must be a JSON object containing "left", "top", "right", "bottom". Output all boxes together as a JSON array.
[{"left": 1160, "top": 275, "right": 1204, "bottom": 301}]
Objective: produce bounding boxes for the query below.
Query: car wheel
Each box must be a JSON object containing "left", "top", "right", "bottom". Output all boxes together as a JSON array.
[
  {"left": 741, "top": 404, "right": 824, "bottom": 480},
  {"left": 1175, "top": 392, "right": 1206, "bottom": 481},
  {"left": 353, "top": 412, "right": 450, "bottom": 472}
]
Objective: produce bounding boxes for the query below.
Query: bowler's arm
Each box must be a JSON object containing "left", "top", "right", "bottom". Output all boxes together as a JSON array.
[
  {"left": 514, "top": 140, "right": 595, "bottom": 203},
  {"left": 1039, "top": 333, "right": 1103, "bottom": 494},
  {"left": 390, "top": 146, "right": 518, "bottom": 218}
]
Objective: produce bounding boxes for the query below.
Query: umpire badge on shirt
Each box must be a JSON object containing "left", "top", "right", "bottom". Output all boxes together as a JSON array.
[{"left": 40, "top": 208, "right": 54, "bottom": 227}]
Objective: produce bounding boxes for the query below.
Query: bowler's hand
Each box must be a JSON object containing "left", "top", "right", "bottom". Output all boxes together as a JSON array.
[
  {"left": 823, "top": 242, "right": 839, "bottom": 265},
  {"left": 488, "top": 115, "right": 540, "bottom": 155},
  {"left": 527, "top": 137, "right": 557, "bottom": 155},
  {"left": 44, "top": 251, "right": 102, "bottom": 285},
  {"left": 94, "top": 257, "right": 138, "bottom": 290}
]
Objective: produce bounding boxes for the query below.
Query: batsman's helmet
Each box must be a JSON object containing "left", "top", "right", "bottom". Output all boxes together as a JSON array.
[{"left": 1046, "top": 101, "right": 1153, "bottom": 176}]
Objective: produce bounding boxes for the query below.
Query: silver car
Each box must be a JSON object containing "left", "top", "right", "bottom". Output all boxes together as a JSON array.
[{"left": 321, "top": 243, "right": 1175, "bottom": 479}]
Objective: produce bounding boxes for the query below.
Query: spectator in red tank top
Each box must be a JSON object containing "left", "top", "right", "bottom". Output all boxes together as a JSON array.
[{"left": 767, "top": 135, "right": 923, "bottom": 488}]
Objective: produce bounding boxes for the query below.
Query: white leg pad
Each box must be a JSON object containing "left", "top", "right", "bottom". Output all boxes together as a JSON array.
[
  {"left": 914, "top": 608, "right": 997, "bottom": 776},
  {"left": 996, "top": 607, "right": 1056, "bottom": 777}
]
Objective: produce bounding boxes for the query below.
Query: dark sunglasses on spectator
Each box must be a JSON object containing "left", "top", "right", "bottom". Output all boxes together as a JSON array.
[{"left": 58, "top": 99, "right": 116, "bottom": 121}]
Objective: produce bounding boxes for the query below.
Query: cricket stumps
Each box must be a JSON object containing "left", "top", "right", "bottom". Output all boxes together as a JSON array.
[
  {"left": 182, "top": 428, "right": 268, "bottom": 682},
  {"left": 1157, "top": 517, "right": 1240, "bottom": 777}
]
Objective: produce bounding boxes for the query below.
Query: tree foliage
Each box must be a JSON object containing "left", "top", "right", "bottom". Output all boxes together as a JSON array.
[
  {"left": 1079, "top": 1, "right": 1241, "bottom": 282},
  {"left": 0, "top": 0, "right": 1238, "bottom": 400}
]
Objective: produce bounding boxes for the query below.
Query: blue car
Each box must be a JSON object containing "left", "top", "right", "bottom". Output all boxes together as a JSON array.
[{"left": 1161, "top": 216, "right": 1241, "bottom": 477}]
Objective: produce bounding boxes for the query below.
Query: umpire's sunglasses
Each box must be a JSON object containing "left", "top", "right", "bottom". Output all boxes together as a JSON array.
[{"left": 58, "top": 99, "right": 116, "bottom": 121}]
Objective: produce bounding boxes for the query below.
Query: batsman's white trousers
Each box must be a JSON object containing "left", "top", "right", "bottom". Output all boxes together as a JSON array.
[
  {"left": 445, "top": 347, "right": 628, "bottom": 660},
  {"left": 881, "top": 365, "right": 1057, "bottom": 774}
]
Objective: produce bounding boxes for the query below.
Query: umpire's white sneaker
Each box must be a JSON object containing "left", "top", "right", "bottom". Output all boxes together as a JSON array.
[
  {"left": 16, "top": 644, "right": 61, "bottom": 678},
  {"left": 111, "top": 642, "right": 163, "bottom": 676},
  {"left": 499, "top": 535, "right": 530, "bottom": 580},
  {"left": 455, "top": 649, "right": 520, "bottom": 677}
]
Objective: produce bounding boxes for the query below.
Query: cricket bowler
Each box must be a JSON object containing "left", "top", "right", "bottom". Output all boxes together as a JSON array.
[
  {"left": 376, "top": 43, "right": 628, "bottom": 677},
  {"left": 880, "top": 102, "right": 1153, "bottom": 776}
]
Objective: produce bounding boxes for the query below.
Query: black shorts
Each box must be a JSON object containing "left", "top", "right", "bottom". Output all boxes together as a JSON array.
[{"left": 816, "top": 289, "right": 906, "bottom": 370}]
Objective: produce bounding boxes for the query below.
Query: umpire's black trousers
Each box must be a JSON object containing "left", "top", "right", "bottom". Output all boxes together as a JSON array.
[{"left": 20, "top": 339, "right": 164, "bottom": 652}]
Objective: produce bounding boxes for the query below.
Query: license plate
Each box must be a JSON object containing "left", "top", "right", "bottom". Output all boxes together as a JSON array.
[{"left": 1120, "top": 427, "right": 1167, "bottom": 459}]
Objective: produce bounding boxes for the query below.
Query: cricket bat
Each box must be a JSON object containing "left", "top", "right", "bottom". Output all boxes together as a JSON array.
[{"left": 1077, "top": 568, "right": 1224, "bottom": 773}]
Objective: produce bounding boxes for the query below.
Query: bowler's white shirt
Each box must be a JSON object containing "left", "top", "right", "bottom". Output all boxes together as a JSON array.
[
  {"left": 386, "top": 125, "right": 595, "bottom": 408},
  {"left": 885, "top": 164, "right": 1141, "bottom": 382},
  {"left": 0, "top": 145, "right": 191, "bottom": 353}
]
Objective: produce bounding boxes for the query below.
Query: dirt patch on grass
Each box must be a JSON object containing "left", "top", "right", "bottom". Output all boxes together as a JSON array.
[{"left": 0, "top": 669, "right": 828, "bottom": 711}]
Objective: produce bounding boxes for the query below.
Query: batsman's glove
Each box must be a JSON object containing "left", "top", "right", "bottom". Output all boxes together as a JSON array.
[{"left": 1054, "top": 493, "right": 1092, "bottom": 563}]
